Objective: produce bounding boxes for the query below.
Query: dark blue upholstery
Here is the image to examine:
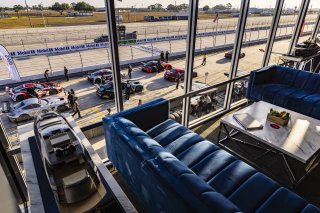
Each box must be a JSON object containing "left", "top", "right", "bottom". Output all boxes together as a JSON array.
[
  {"left": 246, "top": 65, "right": 320, "bottom": 119},
  {"left": 103, "top": 98, "right": 320, "bottom": 212}
]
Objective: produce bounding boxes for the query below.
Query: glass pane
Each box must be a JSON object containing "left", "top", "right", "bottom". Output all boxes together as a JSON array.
[
  {"left": 117, "top": 1, "right": 189, "bottom": 113},
  {"left": 269, "top": 0, "right": 304, "bottom": 64}
]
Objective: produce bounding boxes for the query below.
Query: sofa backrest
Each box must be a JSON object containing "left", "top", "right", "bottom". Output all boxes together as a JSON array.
[
  {"left": 103, "top": 116, "right": 240, "bottom": 212},
  {"left": 302, "top": 73, "right": 320, "bottom": 92}
]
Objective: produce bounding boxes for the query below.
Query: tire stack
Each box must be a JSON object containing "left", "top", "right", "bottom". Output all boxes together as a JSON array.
[{"left": 169, "top": 110, "right": 183, "bottom": 123}]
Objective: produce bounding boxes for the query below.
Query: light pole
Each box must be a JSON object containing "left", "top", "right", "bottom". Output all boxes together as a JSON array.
[{"left": 25, "top": 0, "right": 33, "bottom": 27}]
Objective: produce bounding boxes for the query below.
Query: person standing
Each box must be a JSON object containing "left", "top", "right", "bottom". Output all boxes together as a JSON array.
[
  {"left": 64, "top": 66, "right": 69, "bottom": 81},
  {"left": 107, "top": 108, "right": 111, "bottom": 115},
  {"left": 165, "top": 51, "right": 170, "bottom": 63},
  {"left": 138, "top": 99, "right": 142, "bottom": 106},
  {"left": 72, "top": 97, "right": 82, "bottom": 118},
  {"left": 176, "top": 73, "right": 181, "bottom": 89},
  {"left": 70, "top": 88, "right": 75, "bottom": 96},
  {"left": 67, "top": 92, "right": 75, "bottom": 111},
  {"left": 201, "top": 53, "right": 207, "bottom": 66},
  {"left": 44, "top": 69, "right": 49, "bottom": 82},
  {"left": 128, "top": 65, "right": 132, "bottom": 79},
  {"left": 157, "top": 60, "right": 162, "bottom": 73},
  {"left": 160, "top": 51, "right": 165, "bottom": 61},
  {"left": 125, "top": 81, "right": 132, "bottom": 100}
]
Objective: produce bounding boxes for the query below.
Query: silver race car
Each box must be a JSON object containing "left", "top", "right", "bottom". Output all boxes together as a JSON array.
[{"left": 7, "top": 97, "right": 69, "bottom": 122}]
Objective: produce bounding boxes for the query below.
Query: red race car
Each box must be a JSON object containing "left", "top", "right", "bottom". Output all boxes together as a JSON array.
[
  {"left": 164, "top": 68, "right": 198, "bottom": 82},
  {"left": 224, "top": 50, "right": 246, "bottom": 59},
  {"left": 9, "top": 82, "right": 64, "bottom": 102},
  {"left": 141, "top": 61, "right": 172, "bottom": 73}
]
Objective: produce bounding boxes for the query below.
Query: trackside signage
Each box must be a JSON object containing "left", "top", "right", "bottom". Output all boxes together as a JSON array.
[
  {"left": 9, "top": 22, "right": 314, "bottom": 58},
  {"left": 0, "top": 44, "right": 21, "bottom": 81}
]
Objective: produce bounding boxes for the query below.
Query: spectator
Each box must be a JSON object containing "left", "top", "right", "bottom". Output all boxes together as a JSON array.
[
  {"left": 107, "top": 108, "right": 111, "bottom": 115},
  {"left": 201, "top": 53, "right": 207, "bottom": 66},
  {"left": 197, "top": 97, "right": 204, "bottom": 117},
  {"left": 176, "top": 73, "right": 181, "bottom": 89},
  {"left": 125, "top": 81, "right": 132, "bottom": 100},
  {"left": 160, "top": 51, "right": 165, "bottom": 61},
  {"left": 128, "top": 65, "right": 132, "bottom": 79},
  {"left": 204, "top": 94, "right": 212, "bottom": 113},
  {"left": 72, "top": 97, "right": 82, "bottom": 118},
  {"left": 165, "top": 51, "right": 170, "bottom": 62},
  {"left": 44, "top": 69, "right": 49, "bottom": 82},
  {"left": 138, "top": 99, "right": 142, "bottom": 106},
  {"left": 67, "top": 92, "right": 75, "bottom": 111},
  {"left": 64, "top": 66, "right": 69, "bottom": 81}
]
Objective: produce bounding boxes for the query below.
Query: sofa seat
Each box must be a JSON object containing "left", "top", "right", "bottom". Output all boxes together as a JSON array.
[
  {"left": 146, "top": 119, "right": 318, "bottom": 213},
  {"left": 246, "top": 65, "right": 320, "bottom": 119}
]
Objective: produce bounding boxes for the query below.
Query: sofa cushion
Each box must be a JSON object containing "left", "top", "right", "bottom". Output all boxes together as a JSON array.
[
  {"left": 256, "top": 188, "right": 308, "bottom": 213},
  {"left": 152, "top": 124, "right": 192, "bottom": 147},
  {"left": 228, "top": 173, "right": 280, "bottom": 212},
  {"left": 302, "top": 73, "right": 320, "bottom": 93},
  {"left": 271, "top": 87, "right": 300, "bottom": 106},
  {"left": 283, "top": 90, "right": 315, "bottom": 113},
  {"left": 251, "top": 84, "right": 288, "bottom": 101},
  {"left": 310, "top": 101, "right": 320, "bottom": 120},
  {"left": 207, "top": 160, "right": 257, "bottom": 197},
  {"left": 147, "top": 119, "right": 180, "bottom": 138}
]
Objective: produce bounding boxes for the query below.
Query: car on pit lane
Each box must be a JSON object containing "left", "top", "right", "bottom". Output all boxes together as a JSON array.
[
  {"left": 224, "top": 50, "right": 246, "bottom": 59},
  {"left": 6, "top": 97, "right": 69, "bottom": 122},
  {"left": 164, "top": 68, "right": 198, "bottom": 82},
  {"left": 87, "top": 69, "right": 113, "bottom": 84},
  {"left": 96, "top": 81, "right": 144, "bottom": 99},
  {"left": 141, "top": 61, "right": 172, "bottom": 73},
  {"left": 9, "top": 82, "right": 64, "bottom": 102}
]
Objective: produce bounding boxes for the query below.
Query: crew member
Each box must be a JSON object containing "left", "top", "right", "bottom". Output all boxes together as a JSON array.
[
  {"left": 67, "top": 92, "right": 75, "bottom": 111},
  {"left": 176, "top": 73, "right": 181, "bottom": 89},
  {"left": 44, "top": 69, "right": 49, "bottom": 82},
  {"left": 72, "top": 97, "right": 82, "bottom": 118},
  {"left": 64, "top": 66, "right": 69, "bottom": 81},
  {"left": 128, "top": 65, "right": 132, "bottom": 79},
  {"left": 165, "top": 50, "right": 170, "bottom": 63},
  {"left": 201, "top": 53, "right": 207, "bottom": 66},
  {"left": 125, "top": 81, "right": 132, "bottom": 100},
  {"left": 160, "top": 51, "right": 165, "bottom": 61}
]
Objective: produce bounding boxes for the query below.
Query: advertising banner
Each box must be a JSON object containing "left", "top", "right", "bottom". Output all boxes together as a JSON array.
[{"left": 0, "top": 44, "right": 21, "bottom": 81}]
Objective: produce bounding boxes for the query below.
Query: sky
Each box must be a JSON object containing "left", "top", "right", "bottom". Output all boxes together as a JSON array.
[{"left": 1, "top": 0, "right": 320, "bottom": 9}]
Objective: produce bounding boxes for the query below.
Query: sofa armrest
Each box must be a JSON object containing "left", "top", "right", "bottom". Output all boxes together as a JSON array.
[
  {"left": 104, "top": 98, "right": 169, "bottom": 131},
  {"left": 246, "top": 65, "right": 276, "bottom": 100}
]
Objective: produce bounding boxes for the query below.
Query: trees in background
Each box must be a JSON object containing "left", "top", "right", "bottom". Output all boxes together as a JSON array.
[
  {"left": 147, "top": 4, "right": 163, "bottom": 11},
  {"left": 203, "top": 5, "right": 210, "bottom": 11},
  {"left": 13, "top": 5, "right": 24, "bottom": 18},
  {"left": 74, "top": 2, "right": 95, "bottom": 12},
  {"left": 50, "top": 2, "right": 70, "bottom": 15}
]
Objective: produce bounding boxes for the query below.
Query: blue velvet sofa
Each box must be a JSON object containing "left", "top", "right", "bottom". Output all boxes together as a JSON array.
[
  {"left": 246, "top": 65, "right": 320, "bottom": 119},
  {"left": 103, "top": 98, "right": 320, "bottom": 212}
]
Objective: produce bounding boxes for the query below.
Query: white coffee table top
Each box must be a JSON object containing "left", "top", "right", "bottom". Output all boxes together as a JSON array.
[{"left": 221, "top": 101, "right": 320, "bottom": 163}]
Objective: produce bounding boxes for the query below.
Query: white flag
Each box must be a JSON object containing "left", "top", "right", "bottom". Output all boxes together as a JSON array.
[{"left": 0, "top": 44, "right": 21, "bottom": 82}]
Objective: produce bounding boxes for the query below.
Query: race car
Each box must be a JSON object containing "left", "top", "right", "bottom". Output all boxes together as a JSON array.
[
  {"left": 164, "top": 68, "right": 198, "bottom": 82},
  {"left": 87, "top": 69, "right": 112, "bottom": 84},
  {"left": 9, "top": 82, "right": 64, "bottom": 102},
  {"left": 96, "top": 81, "right": 144, "bottom": 99},
  {"left": 6, "top": 97, "right": 69, "bottom": 122},
  {"left": 141, "top": 61, "right": 172, "bottom": 73},
  {"left": 224, "top": 50, "right": 246, "bottom": 59}
]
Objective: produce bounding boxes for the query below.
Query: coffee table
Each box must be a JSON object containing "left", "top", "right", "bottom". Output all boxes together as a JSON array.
[{"left": 217, "top": 101, "right": 320, "bottom": 187}]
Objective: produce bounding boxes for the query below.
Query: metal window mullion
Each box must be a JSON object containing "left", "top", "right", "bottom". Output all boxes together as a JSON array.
[
  {"left": 311, "top": 12, "right": 320, "bottom": 40},
  {"left": 224, "top": 0, "right": 250, "bottom": 110},
  {"left": 105, "top": 0, "right": 123, "bottom": 112},
  {"left": 181, "top": 0, "right": 199, "bottom": 127},
  {"left": 262, "top": 0, "right": 285, "bottom": 67},
  {"left": 288, "top": 0, "right": 311, "bottom": 55}
]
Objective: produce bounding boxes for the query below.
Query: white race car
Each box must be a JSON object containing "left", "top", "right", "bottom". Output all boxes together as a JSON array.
[{"left": 6, "top": 97, "right": 69, "bottom": 122}]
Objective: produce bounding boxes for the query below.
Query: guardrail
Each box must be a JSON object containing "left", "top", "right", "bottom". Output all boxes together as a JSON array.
[{"left": 9, "top": 22, "right": 314, "bottom": 58}]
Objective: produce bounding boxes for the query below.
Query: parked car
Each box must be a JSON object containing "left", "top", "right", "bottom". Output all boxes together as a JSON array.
[
  {"left": 96, "top": 81, "right": 144, "bottom": 99},
  {"left": 224, "top": 51, "right": 246, "bottom": 59},
  {"left": 34, "top": 111, "right": 102, "bottom": 205},
  {"left": 6, "top": 97, "right": 69, "bottom": 122},
  {"left": 9, "top": 82, "right": 64, "bottom": 102},
  {"left": 87, "top": 69, "right": 113, "bottom": 84},
  {"left": 164, "top": 68, "right": 198, "bottom": 82},
  {"left": 141, "top": 61, "right": 172, "bottom": 73},
  {"left": 94, "top": 35, "right": 109, "bottom": 43}
]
